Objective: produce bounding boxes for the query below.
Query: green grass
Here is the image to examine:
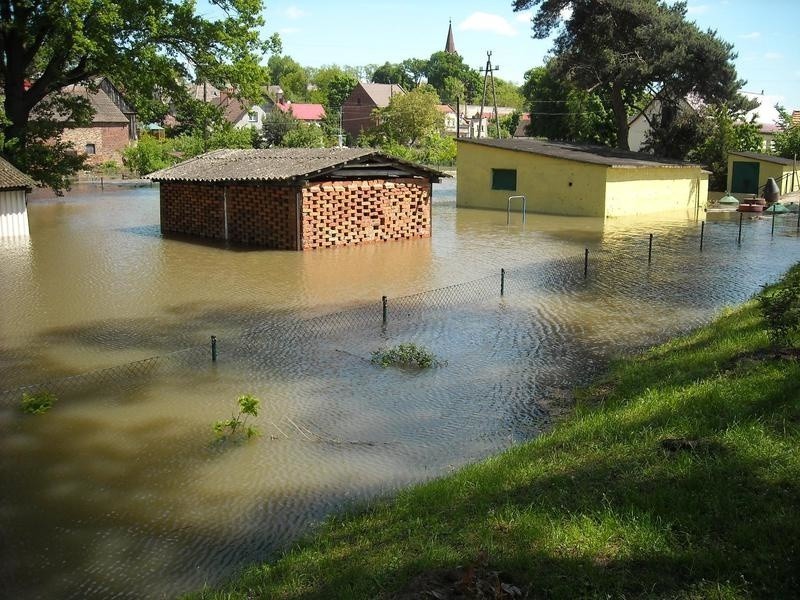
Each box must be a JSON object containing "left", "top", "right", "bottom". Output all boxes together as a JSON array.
[{"left": 190, "top": 268, "right": 800, "bottom": 599}]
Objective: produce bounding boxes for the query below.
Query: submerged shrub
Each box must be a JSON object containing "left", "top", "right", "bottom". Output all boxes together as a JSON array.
[
  {"left": 371, "top": 343, "right": 442, "bottom": 369},
  {"left": 213, "top": 394, "right": 261, "bottom": 441},
  {"left": 20, "top": 391, "right": 57, "bottom": 415},
  {"left": 758, "top": 281, "right": 800, "bottom": 347}
]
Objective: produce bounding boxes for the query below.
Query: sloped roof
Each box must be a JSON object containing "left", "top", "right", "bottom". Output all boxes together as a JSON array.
[
  {"left": 60, "top": 84, "right": 129, "bottom": 123},
  {"left": 146, "top": 148, "right": 447, "bottom": 183},
  {"left": 212, "top": 94, "right": 249, "bottom": 124},
  {"left": 459, "top": 138, "right": 704, "bottom": 169},
  {"left": 0, "top": 156, "right": 36, "bottom": 191},
  {"left": 276, "top": 103, "right": 326, "bottom": 121},
  {"left": 729, "top": 151, "right": 796, "bottom": 166},
  {"left": 359, "top": 83, "right": 405, "bottom": 107}
]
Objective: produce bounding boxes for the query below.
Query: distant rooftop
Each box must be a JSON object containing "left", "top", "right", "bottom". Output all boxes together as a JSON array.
[
  {"left": 459, "top": 138, "right": 704, "bottom": 169},
  {"left": 728, "top": 151, "right": 797, "bottom": 166},
  {"left": 357, "top": 83, "right": 405, "bottom": 108}
]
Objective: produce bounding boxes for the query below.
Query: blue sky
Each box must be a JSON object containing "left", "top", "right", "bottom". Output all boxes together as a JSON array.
[{"left": 264, "top": 0, "right": 799, "bottom": 123}]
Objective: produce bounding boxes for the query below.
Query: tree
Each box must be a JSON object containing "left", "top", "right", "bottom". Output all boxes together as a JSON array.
[
  {"left": 257, "top": 110, "right": 299, "bottom": 148},
  {"left": 372, "top": 62, "right": 414, "bottom": 90},
  {"left": 310, "top": 67, "right": 358, "bottom": 110},
  {"left": 1, "top": 0, "right": 278, "bottom": 192},
  {"left": 491, "top": 77, "right": 525, "bottom": 111},
  {"left": 374, "top": 85, "right": 442, "bottom": 146},
  {"left": 281, "top": 123, "right": 325, "bottom": 148},
  {"left": 521, "top": 65, "right": 616, "bottom": 145},
  {"left": 425, "top": 52, "right": 481, "bottom": 103},
  {"left": 513, "top": 0, "right": 747, "bottom": 150},
  {"left": 773, "top": 107, "right": 800, "bottom": 160},
  {"left": 689, "top": 104, "right": 762, "bottom": 190}
]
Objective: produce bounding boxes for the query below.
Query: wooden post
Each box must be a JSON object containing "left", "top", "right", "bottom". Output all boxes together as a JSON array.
[
  {"left": 700, "top": 221, "right": 705, "bottom": 252},
  {"left": 648, "top": 233, "right": 653, "bottom": 263},
  {"left": 500, "top": 268, "right": 505, "bottom": 296},
  {"left": 584, "top": 248, "right": 589, "bottom": 279},
  {"left": 211, "top": 335, "right": 217, "bottom": 362}
]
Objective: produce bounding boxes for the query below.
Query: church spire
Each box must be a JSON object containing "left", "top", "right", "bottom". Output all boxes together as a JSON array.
[{"left": 445, "top": 19, "right": 456, "bottom": 54}]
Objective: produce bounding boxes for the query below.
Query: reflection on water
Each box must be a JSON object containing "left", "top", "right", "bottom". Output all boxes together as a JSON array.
[{"left": 1, "top": 179, "right": 799, "bottom": 598}]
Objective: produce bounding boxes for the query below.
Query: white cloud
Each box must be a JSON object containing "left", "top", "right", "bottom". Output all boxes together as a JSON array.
[
  {"left": 740, "top": 31, "right": 761, "bottom": 39},
  {"left": 559, "top": 6, "right": 573, "bottom": 20},
  {"left": 458, "top": 12, "right": 518, "bottom": 37},
  {"left": 284, "top": 6, "right": 308, "bottom": 19},
  {"left": 764, "top": 52, "right": 783, "bottom": 60},
  {"left": 687, "top": 4, "right": 710, "bottom": 14},
  {"left": 515, "top": 10, "right": 531, "bottom": 23}
]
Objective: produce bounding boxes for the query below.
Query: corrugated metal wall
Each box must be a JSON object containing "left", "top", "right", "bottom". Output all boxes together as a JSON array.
[{"left": 0, "top": 190, "right": 30, "bottom": 237}]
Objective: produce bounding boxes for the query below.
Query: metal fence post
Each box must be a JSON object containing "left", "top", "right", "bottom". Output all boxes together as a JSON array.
[
  {"left": 738, "top": 212, "right": 743, "bottom": 245},
  {"left": 772, "top": 207, "right": 776, "bottom": 236},
  {"left": 584, "top": 248, "right": 589, "bottom": 279},
  {"left": 382, "top": 296, "right": 388, "bottom": 325},
  {"left": 500, "top": 268, "right": 505, "bottom": 296},
  {"left": 648, "top": 233, "right": 653, "bottom": 263},
  {"left": 211, "top": 335, "right": 217, "bottom": 362},
  {"left": 700, "top": 221, "right": 705, "bottom": 252}
]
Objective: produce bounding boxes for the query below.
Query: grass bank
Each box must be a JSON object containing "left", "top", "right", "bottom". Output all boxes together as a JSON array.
[{"left": 192, "top": 267, "right": 800, "bottom": 599}]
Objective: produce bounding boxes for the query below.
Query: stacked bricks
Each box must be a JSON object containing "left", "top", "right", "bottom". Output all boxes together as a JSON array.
[
  {"left": 226, "top": 184, "right": 296, "bottom": 248},
  {"left": 160, "top": 182, "right": 225, "bottom": 239},
  {"left": 300, "top": 178, "right": 431, "bottom": 250}
]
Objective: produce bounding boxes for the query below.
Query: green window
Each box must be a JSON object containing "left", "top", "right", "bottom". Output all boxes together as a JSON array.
[{"left": 491, "top": 168, "right": 517, "bottom": 191}]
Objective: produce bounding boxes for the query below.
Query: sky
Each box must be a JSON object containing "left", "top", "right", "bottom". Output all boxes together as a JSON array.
[{"left": 263, "top": 0, "right": 800, "bottom": 124}]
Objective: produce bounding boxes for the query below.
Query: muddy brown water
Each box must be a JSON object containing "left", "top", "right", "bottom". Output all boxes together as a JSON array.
[{"left": 1, "top": 180, "right": 799, "bottom": 599}]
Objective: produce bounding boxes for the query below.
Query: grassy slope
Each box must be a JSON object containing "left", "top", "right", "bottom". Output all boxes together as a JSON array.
[{"left": 193, "top": 269, "right": 800, "bottom": 599}]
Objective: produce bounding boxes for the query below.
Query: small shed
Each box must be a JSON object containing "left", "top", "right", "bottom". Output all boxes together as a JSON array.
[
  {"left": 0, "top": 156, "right": 36, "bottom": 238},
  {"left": 727, "top": 151, "right": 800, "bottom": 197},
  {"left": 147, "top": 148, "right": 445, "bottom": 250},
  {"left": 457, "top": 138, "right": 709, "bottom": 218}
]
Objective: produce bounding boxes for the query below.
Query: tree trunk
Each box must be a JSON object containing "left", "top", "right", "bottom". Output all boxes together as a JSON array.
[{"left": 610, "top": 84, "right": 630, "bottom": 151}]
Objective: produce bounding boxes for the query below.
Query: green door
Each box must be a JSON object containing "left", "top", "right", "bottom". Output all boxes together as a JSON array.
[{"left": 731, "top": 161, "right": 760, "bottom": 194}]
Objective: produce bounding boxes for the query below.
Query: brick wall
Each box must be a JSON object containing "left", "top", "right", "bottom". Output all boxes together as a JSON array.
[
  {"left": 60, "top": 123, "right": 130, "bottom": 165},
  {"left": 160, "top": 182, "right": 225, "bottom": 239},
  {"left": 301, "top": 178, "right": 431, "bottom": 250},
  {"left": 159, "top": 178, "right": 431, "bottom": 250}
]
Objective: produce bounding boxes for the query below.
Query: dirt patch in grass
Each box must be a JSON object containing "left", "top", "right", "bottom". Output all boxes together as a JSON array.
[
  {"left": 391, "top": 557, "right": 525, "bottom": 599},
  {"left": 729, "top": 347, "right": 800, "bottom": 370}
]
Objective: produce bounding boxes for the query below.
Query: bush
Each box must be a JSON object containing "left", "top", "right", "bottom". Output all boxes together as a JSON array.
[
  {"left": 20, "top": 391, "right": 56, "bottom": 415},
  {"left": 758, "top": 279, "right": 800, "bottom": 347},
  {"left": 122, "top": 135, "right": 173, "bottom": 176},
  {"left": 371, "top": 343, "right": 443, "bottom": 369},
  {"left": 213, "top": 394, "right": 261, "bottom": 441}
]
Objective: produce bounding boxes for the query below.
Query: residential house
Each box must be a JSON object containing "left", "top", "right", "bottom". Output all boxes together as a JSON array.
[
  {"left": 341, "top": 82, "right": 405, "bottom": 140},
  {"left": 0, "top": 156, "right": 36, "bottom": 237},
  {"left": 58, "top": 77, "right": 137, "bottom": 165},
  {"left": 436, "top": 104, "right": 470, "bottom": 136},
  {"left": 212, "top": 93, "right": 273, "bottom": 130},
  {"left": 147, "top": 148, "right": 446, "bottom": 250},
  {"left": 275, "top": 101, "right": 326, "bottom": 125},
  {"left": 457, "top": 138, "right": 708, "bottom": 218}
]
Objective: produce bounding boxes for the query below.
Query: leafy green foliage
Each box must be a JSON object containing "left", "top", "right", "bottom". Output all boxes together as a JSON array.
[
  {"left": 513, "top": 0, "right": 747, "bottom": 150},
  {"left": 380, "top": 132, "right": 456, "bottom": 166},
  {"left": 122, "top": 135, "right": 173, "bottom": 176},
  {"left": 309, "top": 67, "right": 358, "bottom": 110},
  {"left": 281, "top": 123, "right": 326, "bottom": 148},
  {"left": 758, "top": 274, "right": 800, "bottom": 347},
  {"left": 1, "top": 0, "right": 277, "bottom": 192},
  {"left": 688, "top": 104, "right": 763, "bottom": 190},
  {"left": 213, "top": 394, "right": 261, "bottom": 441},
  {"left": 20, "top": 391, "right": 57, "bottom": 415},
  {"left": 371, "top": 343, "right": 442, "bottom": 369},
  {"left": 773, "top": 106, "right": 800, "bottom": 160},
  {"left": 425, "top": 52, "right": 481, "bottom": 104},
  {"left": 372, "top": 85, "right": 443, "bottom": 146}
]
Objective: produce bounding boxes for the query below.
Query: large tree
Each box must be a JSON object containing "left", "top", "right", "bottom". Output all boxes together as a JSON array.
[
  {"left": 425, "top": 51, "right": 481, "bottom": 104},
  {"left": 373, "top": 85, "right": 442, "bottom": 146},
  {"left": 0, "top": 0, "right": 277, "bottom": 191},
  {"left": 513, "top": 0, "right": 746, "bottom": 150}
]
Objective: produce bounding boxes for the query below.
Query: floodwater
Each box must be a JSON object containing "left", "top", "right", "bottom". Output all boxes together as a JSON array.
[{"left": 1, "top": 179, "right": 799, "bottom": 599}]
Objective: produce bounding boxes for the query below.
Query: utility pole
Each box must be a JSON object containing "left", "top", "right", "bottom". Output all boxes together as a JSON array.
[{"left": 478, "top": 51, "right": 500, "bottom": 139}]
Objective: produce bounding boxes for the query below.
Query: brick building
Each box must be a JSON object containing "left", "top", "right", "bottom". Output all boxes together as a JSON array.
[
  {"left": 147, "top": 148, "right": 446, "bottom": 250},
  {"left": 341, "top": 82, "right": 404, "bottom": 141}
]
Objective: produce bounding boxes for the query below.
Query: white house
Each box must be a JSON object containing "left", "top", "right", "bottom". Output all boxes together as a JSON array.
[{"left": 0, "top": 156, "right": 36, "bottom": 238}]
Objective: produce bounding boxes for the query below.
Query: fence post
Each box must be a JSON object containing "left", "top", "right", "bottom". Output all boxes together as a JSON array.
[
  {"left": 500, "top": 268, "right": 505, "bottom": 296},
  {"left": 738, "top": 211, "right": 743, "bottom": 245},
  {"left": 584, "top": 248, "right": 589, "bottom": 279},
  {"left": 771, "top": 207, "right": 776, "bottom": 236},
  {"left": 797, "top": 205, "right": 800, "bottom": 231},
  {"left": 382, "top": 296, "right": 388, "bottom": 325},
  {"left": 211, "top": 335, "right": 217, "bottom": 362},
  {"left": 100, "top": 176, "right": 104, "bottom": 191},
  {"left": 700, "top": 221, "right": 705, "bottom": 252},
  {"left": 648, "top": 233, "right": 653, "bottom": 263}
]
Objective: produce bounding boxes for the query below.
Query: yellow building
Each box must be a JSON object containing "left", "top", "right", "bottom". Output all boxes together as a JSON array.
[
  {"left": 457, "top": 138, "right": 709, "bottom": 218},
  {"left": 727, "top": 151, "right": 800, "bottom": 198}
]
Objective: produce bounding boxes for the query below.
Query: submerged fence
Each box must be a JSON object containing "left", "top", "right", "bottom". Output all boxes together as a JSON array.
[{"left": 2, "top": 211, "right": 799, "bottom": 406}]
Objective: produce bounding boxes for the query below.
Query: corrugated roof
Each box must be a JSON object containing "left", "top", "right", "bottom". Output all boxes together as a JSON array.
[
  {"left": 729, "top": 151, "right": 797, "bottom": 166},
  {"left": 0, "top": 156, "right": 36, "bottom": 191},
  {"left": 459, "top": 138, "right": 704, "bottom": 168},
  {"left": 146, "top": 148, "right": 446, "bottom": 183}
]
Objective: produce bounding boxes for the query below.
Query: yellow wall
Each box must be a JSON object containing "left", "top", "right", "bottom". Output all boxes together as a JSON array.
[
  {"left": 605, "top": 167, "right": 708, "bottom": 217},
  {"left": 456, "top": 142, "right": 608, "bottom": 217},
  {"left": 457, "top": 141, "right": 708, "bottom": 218},
  {"left": 725, "top": 155, "right": 799, "bottom": 196}
]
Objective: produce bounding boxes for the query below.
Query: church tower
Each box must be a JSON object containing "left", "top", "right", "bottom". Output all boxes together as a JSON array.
[{"left": 445, "top": 19, "right": 457, "bottom": 54}]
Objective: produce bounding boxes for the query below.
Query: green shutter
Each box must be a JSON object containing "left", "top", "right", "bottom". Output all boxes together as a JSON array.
[{"left": 492, "top": 169, "right": 517, "bottom": 191}]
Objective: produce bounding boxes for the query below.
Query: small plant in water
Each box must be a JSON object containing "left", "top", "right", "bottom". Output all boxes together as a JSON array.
[
  {"left": 20, "top": 391, "right": 57, "bottom": 415},
  {"left": 371, "top": 343, "right": 442, "bottom": 369},
  {"left": 213, "top": 394, "right": 261, "bottom": 441}
]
